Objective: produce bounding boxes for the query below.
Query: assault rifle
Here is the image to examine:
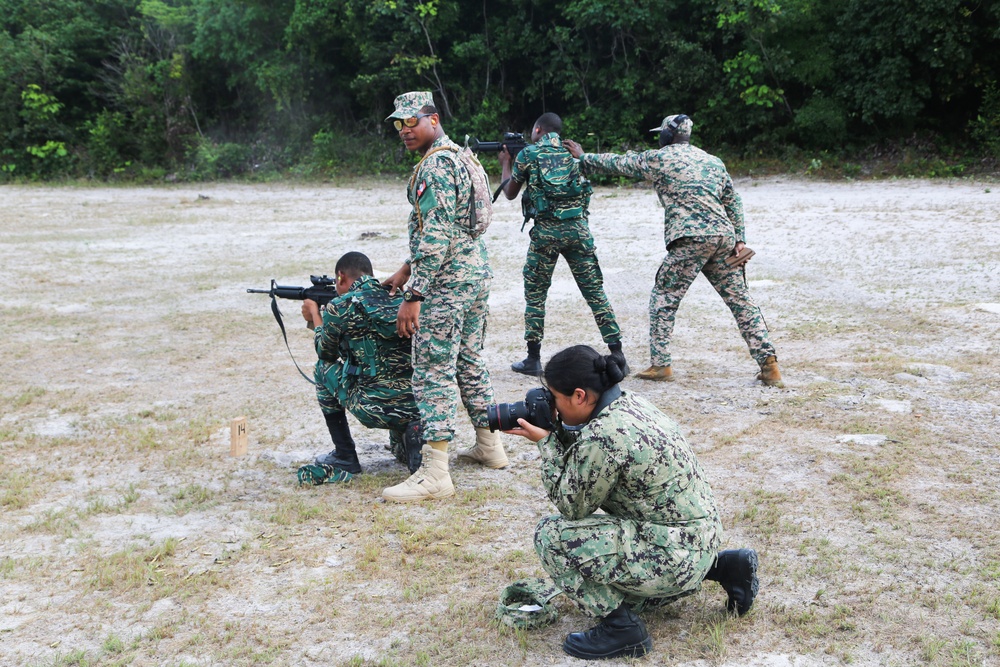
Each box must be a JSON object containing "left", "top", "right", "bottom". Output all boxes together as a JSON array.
[
  {"left": 469, "top": 132, "right": 527, "bottom": 160},
  {"left": 247, "top": 275, "right": 338, "bottom": 307},
  {"left": 247, "top": 275, "right": 339, "bottom": 384}
]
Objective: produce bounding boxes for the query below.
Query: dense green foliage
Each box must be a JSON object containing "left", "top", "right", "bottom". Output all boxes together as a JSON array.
[{"left": 2, "top": 0, "right": 998, "bottom": 180}]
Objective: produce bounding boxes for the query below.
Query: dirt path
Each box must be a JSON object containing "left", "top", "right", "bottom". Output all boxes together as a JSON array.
[{"left": 2, "top": 178, "right": 999, "bottom": 666}]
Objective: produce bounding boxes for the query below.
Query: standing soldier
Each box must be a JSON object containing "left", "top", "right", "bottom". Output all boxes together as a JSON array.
[
  {"left": 300, "top": 251, "right": 422, "bottom": 481},
  {"left": 497, "top": 112, "right": 627, "bottom": 376},
  {"left": 381, "top": 91, "right": 507, "bottom": 502},
  {"left": 565, "top": 114, "right": 783, "bottom": 386}
]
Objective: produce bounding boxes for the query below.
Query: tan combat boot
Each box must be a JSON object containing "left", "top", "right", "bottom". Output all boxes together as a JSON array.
[
  {"left": 756, "top": 356, "right": 784, "bottom": 387},
  {"left": 636, "top": 365, "right": 674, "bottom": 381},
  {"left": 382, "top": 445, "right": 455, "bottom": 502},
  {"left": 457, "top": 428, "right": 510, "bottom": 469}
]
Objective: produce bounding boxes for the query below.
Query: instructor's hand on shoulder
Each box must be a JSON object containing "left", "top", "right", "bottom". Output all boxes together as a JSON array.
[{"left": 383, "top": 263, "right": 411, "bottom": 295}]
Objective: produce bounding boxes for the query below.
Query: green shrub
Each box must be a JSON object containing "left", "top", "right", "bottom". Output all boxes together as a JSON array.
[
  {"left": 84, "top": 110, "right": 133, "bottom": 179},
  {"left": 970, "top": 82, "right": 1000, "bottom": 160},
  {"left": 188, "top": 139, "right": 252, "bottom": 180}
]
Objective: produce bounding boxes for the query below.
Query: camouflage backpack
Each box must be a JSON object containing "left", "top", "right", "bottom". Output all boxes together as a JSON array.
[
  {"left": 528, "top": 144, "right": 592, "bottom": 221},
  {"left": 411, "top": 145, "right": 493, "bottom": 238}
]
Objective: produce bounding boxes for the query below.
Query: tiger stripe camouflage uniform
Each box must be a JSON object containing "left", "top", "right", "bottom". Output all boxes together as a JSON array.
[
  {"left": 579, "top": 143, "right": 777, "bottom": 369},
  {"left": 511, "top": 132, "right": 621, "bottom": 346},
  {"left": 314, "top": 274, "right": 418, "bottom": 465},
  {"left": 534, "top": 390, "right": 722, "bottom": 617},
  {"left": 406, "top": 134, "right": 495, "bottom": 442}
]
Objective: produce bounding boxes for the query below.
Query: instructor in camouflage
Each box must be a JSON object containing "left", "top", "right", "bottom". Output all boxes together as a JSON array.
[
  {"left": 381, "top": 91, "right": 508, "bottom": 502},
  {"left": 503, "top": 344, "right": 759, "bottom": 660},
  {"left": 497, "top": 112, "right": 625, "bottom": 376},
  {"left": 564, "top": 114, "right": 783, "bottom": 386},
  {"left": 301, "top": 252, "right": 421, "bottom": 477}
]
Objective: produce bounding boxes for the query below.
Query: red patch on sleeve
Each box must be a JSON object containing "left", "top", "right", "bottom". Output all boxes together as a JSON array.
[{"left": 416, "top": 181, "right": 427, "bottom": 199}]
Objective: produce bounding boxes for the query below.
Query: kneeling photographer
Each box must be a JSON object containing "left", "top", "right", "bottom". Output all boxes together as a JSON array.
[{"left": 499, "top": 344, "right": 759, "bottom": 661}]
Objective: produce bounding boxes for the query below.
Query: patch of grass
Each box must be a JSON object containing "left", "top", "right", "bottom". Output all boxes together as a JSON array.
[
  {"left": 949, "top": 638, "right": 982, "bottom": 666},
  {"left": 921, "top": 635, "right": 948, "bottom": 662},
  {"left": 268, "top": 492, "right": 341, "bottom": 525},
  {"left": 102, "top": 632, "right": 125, "bottom": 654},
  {"left": 735, "top": 489, "right": 800, "bottom": 540},
  {"left": 701, "top": 618, "right": 729, "bottom": 660},
  {"left": 86, "top": 538, "right": 177, "bottom": 593},
  {"left": 172, "top": 483, "right": 217, "bottom": 514},
  {"left": 120, "top": 483, "right": 140, "bottom": 508},
  {"left": 24, "top": 508, "right": 80, "bottom": 536},
  {"left": 13, "top": 386, "right": 46, "bottom": 407},
  {"left": 135, "top": 426, "right": 163, "bottom": 451},
  {"left": 1, "top": 470, "right": 36, "bottom": 509},
  {"left": 209, "top": 620, "right": 290, "bottom": 664},
  {"left": 83, "top": 494, "right": 116, "bottom": 516},
  {"left": 830, "top": 455, "right": 907, "bottom": 522}
]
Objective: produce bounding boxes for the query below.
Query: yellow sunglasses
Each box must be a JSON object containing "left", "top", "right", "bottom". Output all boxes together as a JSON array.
[{"left": 393, "top": 113, "right": 432, "bottom": 131}]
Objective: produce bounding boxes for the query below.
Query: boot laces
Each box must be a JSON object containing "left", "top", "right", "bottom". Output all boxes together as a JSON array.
[{"left": 409, "top": 453, "right": 435, "bottom": 481}]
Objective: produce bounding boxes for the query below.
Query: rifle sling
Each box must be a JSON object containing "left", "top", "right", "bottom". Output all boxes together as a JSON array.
[
  {"left": 492, "top": 178, "right": 508, "bottom": 203},
  {"left": 269, "top": 294, "right": 319, "bottom": 386}
]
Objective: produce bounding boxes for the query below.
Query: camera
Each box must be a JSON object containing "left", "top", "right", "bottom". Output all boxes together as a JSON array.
[{"left": 487, "top": 387, "right": 556, "bottom": 432}]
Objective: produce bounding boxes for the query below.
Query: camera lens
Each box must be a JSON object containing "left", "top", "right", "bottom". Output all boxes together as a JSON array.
[{"left": 487, "top": 401, "right": 530, "bottom": 432}]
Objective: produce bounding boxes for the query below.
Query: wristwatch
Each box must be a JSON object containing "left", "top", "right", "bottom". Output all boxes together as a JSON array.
[{"left": 402, "top": 288, "right": 425, "bottom": 303}]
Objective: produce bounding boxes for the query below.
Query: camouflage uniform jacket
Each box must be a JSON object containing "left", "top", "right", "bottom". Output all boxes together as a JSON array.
[
  {"left": 511, "top": 132, "right": 591, "bottom": 227},
  {"left": 315, "top": 274, "right": 412, "bottom": 387},
  {"left": 537, "top": 390, "right": 721, "bottom": 552},
  {"left": 580, "top": 144, "right": 745, "bottom": 249},
  {"left": 406, "top": 134, "right": 493, "bottom": 295}
]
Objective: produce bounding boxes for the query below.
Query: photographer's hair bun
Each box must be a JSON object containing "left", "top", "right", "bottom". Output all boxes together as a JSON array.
[
  {"left": 545, "top": 345, "right": 624, "bottom": 395},
  {"left": 603, "top": 354, "right": 626, "bottom": 386}
]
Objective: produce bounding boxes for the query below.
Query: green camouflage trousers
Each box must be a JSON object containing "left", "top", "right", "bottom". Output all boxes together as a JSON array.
[
  {"left": 412, "top": 279, "right": 494, "bottom": 442},
  {"left": 650, "top": 235, "right": 775, "bottom": 367},
  {"left": 534, "top": 513, "right": 719, "bottom": 618},
  {"left": 523, "top": 223, "right": 621, "bottom": 345},
  {"left": 315, "top": 360, "right": 419, "bottom": 464}
]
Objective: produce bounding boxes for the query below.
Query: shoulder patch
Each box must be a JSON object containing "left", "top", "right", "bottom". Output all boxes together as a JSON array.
[{"left": 416, "top": 180, "right": 427, "bottom": 199}]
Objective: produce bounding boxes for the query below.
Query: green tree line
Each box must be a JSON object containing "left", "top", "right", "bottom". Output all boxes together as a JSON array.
[{"left": 2, "top": 0, "right": 999, "bottom": 181}]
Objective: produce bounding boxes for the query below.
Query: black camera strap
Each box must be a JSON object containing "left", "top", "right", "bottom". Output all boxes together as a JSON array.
[
  {"left": 593, "top": 385, "right": 622, "bottom": 417},
  {"left": 561, "top": 384, "right": 623, "bottom": 440}
]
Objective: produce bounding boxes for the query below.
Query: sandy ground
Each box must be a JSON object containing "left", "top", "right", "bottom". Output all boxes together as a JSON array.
[{"left": 1, "top": 177, "right": 999, "bottom": 667}]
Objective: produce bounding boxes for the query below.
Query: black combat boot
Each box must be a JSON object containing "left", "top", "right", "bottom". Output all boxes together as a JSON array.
[
  {"left": 562, "top": 603, "right": 652, "bottom": 660},
  {"left": 608, "top": 341, "right": 630, "bottom": 376},
  {"left": 704, "top": 548, "right": 759, "bottom": 616},
  {"left": 314, "top": 411, "right": 362, "bottom": 474},
  {"left": 511, "top": 341, "right": 542, "bottom": 376},
  {"left": 402, "top": 420, "right": 424, "bottom": 473}
]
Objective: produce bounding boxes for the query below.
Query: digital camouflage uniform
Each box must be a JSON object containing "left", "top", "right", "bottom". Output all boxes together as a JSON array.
[
  {"left": 534, "top": 390, "right": 722, "bottom": 617},
  {"left": 512, "top": 132, "right": 621, "bottom": 346},
  {"left": 314, "top": 274, "right": 418, "bottom": 464},
  {"left": 406, "top": 133, "right": 495, "bottom": 443},
  {"left": 580, "top": 142, "right": 777, "bottom": 368}
]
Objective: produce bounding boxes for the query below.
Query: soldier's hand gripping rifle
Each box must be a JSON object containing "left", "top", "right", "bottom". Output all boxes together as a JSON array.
[
  {"left": 247, "top": 275, "right": 338, "bottom": 384},
  {"left": 468, "top": 132, "right": 527, "bottom": 160},
  {"left": 468, "top": 132, "right": 528, "bottom": 203}
]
